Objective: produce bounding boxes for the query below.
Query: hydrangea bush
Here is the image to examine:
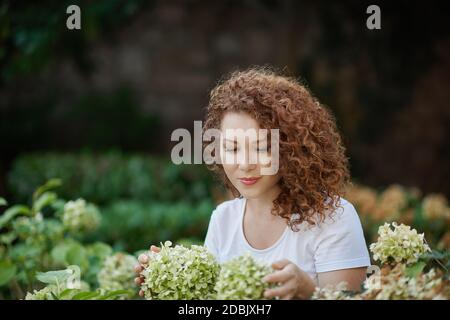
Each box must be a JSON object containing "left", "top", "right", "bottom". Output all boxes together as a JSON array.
[
  {"left": 25, "top": 281, "right": 91, "bottom": 300},
  {"left": 312, "top": 282, "right": 358, "bottom": 300},
  {"left": 140, "top": 241, "right": 220, "bottom": 300},
  {"left": 98, "top": 252, "right": 137, "bottom": 293},
  {"left": 25, "top": 286, "right": 59, "bottom": 300},
  {"left": 313, "top": 264, "right": 448, "bottom": 300},
  {"left": 0, "top": 180, "right": 130, "bottom": 300},
  {"left": 25, "top": 266, "right": 129, "bottom": 300},
  {"left": 25, "top": 265, "right": 90, "bottom": 300},
  {"left": 215, "top": 253, "right": 273, "bottom": 300},
  {"left": 361, "top": 264, "right": 447, "bottom": 300},
  {"left": 370, "top": 222, "right": 431, "bottom": 265},
  {"left": 312, "top": 222, "right": 449, "bottom": 300},
  {"left": 62, "top": 199, "right": 101, "bottom": 233}
]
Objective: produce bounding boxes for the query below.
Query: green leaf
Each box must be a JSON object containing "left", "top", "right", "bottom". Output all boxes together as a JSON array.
[
  {"left": 50, "top": 291, "right": 60, "bottom": 300},
  {"left": 32, "top": 191, "right": 57, "bottom": 213},
  {"left": 86, "top": 242, "right": 112, "bottom": 259},
  {"left": 58, "top": 288, "right": 79, "bottom": 299},
  {"left": 51, "top": 199, "right": 66, "bottom": 217},
  {"left": 405, "top": 261, "right": 427, "bottom": 278},
  {"left": 9, "top": 243, "right": 43, "bottom": 261},
  {"left": 33, "top": 179, "right": 62, "bottom": 201},
  {"left": 51, "top": 242, "right": 72, "bottom": 265},
  {"left": 0, "top": 205, "right": 30, "bottom": 228},
  {"left": 65, "top": 244, "right": 88, "bottom": 271},
  {"left": 36, "top": 269, "right": 72, "bottom": 285},
  {"left": 0, "top": 261, "right": 17, "bottom": 286},
  {"left": 98, "top": 289, "right": 131, "bottom": 300},
  {"left": 0, "top": 231, "right": 17, "bottom": 245},
  {"left": 71, "top": 291, "right": 100, "bottom": 300},
  {"left": 0, "top": 198, "right": 7, "bottom": 206}
]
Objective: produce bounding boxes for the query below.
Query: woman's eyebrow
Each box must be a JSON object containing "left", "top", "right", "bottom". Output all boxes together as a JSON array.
[{"left": 223, "top": 139, "right": 267, "bottom": 144}]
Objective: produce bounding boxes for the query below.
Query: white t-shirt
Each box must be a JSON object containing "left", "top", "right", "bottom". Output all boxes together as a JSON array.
[{"left": 204, "top": 196, "right": 370, "bottom": 284}]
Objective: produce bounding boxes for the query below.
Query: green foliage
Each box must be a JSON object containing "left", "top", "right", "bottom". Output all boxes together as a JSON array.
[
  {"left": 405, "top": 261, "right": 427, "bottom": 278},
  {"left": 0, "top": 181, "right": 120, "bottom": 299},
  {"left": 1, "top": 176, "right": 216, "bottom": 299},
  {"left": 7, "top": 152, "right": 216, "bottom": 252},
  {"left": 0, "top": 261, "right": 17, "bottom": 286},
  {"left": 420, "top": 250, "right": 450, "bottom": 276},
  {"left": 95, "top": 199, "right": 213, "bottom": 252},
  {"left": 8, "top": 152, "right": 215, "bottom": 205},
  {"left": 25, "top": 266, "right": 131, "bottom": 300},
  {"left": 0, "top": 205, "right": 30, "bottom": 229}
]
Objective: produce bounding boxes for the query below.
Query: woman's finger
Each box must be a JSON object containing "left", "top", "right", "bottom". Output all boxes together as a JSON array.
[
  {"left": 150, "top": 245, "right": 161, "bottom": 253},
  {"left": 271, "top": 259, "right": 290, "bottom": 270},
  {"left": 139, "top": 290, "right": 144, "bottom": 297},
  {"left": 263, "top": 270, "right": 291, "bottom": 284},
  {"left": 134, "top": 277, "right": 142, "bottom": 285},
  {"left": 138, "top": 253, "right": 149, "bottom": 265},
  {"left": 134, "top": 264, "right": 143, "bottom": 274},
  {"left": 280, "top": 293, "right": 294, "bottom": 300},
  {"left": 264, "top": 285, "right": 290, "bottom": 299}
]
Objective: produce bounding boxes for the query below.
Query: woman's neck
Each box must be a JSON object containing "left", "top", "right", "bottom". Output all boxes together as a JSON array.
[{"left": 245, "top": 185, "right": 281, "bottom": 220}]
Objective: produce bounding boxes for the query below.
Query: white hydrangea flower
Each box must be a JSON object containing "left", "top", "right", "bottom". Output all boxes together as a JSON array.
[
  {"left": 370, "top": 222, "right": 431, "bottom": 265},
  {"left": 312, "top": 265, "right": 449, "bottom": 300},
  {"left": 98, "top": 252, "right": 137, "bottom": 293},
  {"left": 24, "top": 281, "right": 90, "bottom": 300},
  {"left": 311, "top": 282, "right": 360, "bottom": 300},
  {"left": 62, "top": 199, "right": 101, "bottom": 233},
  {"left": 214, "top": 253, "right": 273, "bottom": 300},
  {"left": 141, "top": 241, "right": 220, "bottom": 300},
  {"left": 362, "top": 264, "right": 447, "bottom": 300},
  {"left": 25, "top": 286, "right": 56, "bottom": 300},
  {"left": 13, "top": 214, "right": 44, "bottom": 239}
]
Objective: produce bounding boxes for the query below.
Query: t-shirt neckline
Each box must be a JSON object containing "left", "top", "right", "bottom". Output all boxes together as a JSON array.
[{"left": 239, "top": 197, "right": 290, "bottom": 253}]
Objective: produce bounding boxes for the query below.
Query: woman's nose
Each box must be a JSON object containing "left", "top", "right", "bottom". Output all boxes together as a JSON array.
[{"left": 237, "top": 149, "right": 258, "bottom": 171}]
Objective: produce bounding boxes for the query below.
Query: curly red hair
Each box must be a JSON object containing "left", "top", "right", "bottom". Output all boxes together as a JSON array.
[{"left": 203, "top": 67, "right": 350, "bottom": 230}]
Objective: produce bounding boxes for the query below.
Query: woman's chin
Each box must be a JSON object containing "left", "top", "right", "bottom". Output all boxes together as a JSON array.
[{"left": 238, "top": 188, "right": 264, "bottom": 199}]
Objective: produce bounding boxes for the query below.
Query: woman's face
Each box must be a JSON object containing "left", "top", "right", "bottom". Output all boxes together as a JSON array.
[{"left": 220, "top": 111, "right": 281, "bottom": 199}]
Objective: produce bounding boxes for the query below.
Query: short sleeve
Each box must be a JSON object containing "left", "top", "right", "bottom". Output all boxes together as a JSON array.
[
  {"left": 313, "top": 201, "right": 371, "bottom": 273},
  {"left": 203, "top": 209, "right": 219, "bottom": 259}
]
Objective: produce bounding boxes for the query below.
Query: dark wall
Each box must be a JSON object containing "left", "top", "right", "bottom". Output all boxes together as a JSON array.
[{"left": 1, "top": 0, "right": 449, "bottom": 197}]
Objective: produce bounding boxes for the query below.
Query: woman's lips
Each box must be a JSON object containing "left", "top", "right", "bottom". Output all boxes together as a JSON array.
[{"left": 239, "top": 177, "right": 261, "bottom": 186}]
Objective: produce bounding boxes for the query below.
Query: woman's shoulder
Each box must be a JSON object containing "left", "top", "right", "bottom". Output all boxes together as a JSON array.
[
  {"left": 315, "top": 196, "right": 363, "bottom": 230},
  {"left": 211, "top": 197, "right": 245, "bottom": 222},
  {"left": 331, "top": 197, "right": 358, "bottom": 220}
]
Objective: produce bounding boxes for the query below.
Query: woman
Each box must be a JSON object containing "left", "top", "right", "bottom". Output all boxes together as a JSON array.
[{"left": 135, "top": 67, "right": 370, "bottom": 300}]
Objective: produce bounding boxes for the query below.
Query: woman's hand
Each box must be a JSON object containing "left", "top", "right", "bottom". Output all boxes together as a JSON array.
[
  {"left": 263, "top": 259, "right": 316, "bottom": 300},
  {"left": 134, "top": 245, "right": 160, "bottom": 297}
]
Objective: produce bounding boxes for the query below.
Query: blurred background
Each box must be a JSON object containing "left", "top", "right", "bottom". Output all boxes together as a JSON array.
[{"left": 0, "top": 0, "right": 449, "bottom": 299}]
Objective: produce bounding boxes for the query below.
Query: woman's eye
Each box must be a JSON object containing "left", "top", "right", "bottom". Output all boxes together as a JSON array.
[{"left": 256, "top": 146, "right": 268, "bottom": 152}]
